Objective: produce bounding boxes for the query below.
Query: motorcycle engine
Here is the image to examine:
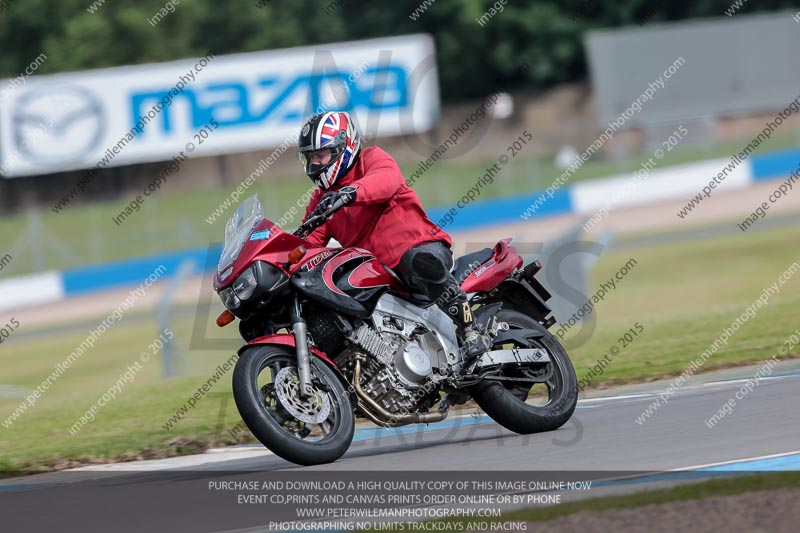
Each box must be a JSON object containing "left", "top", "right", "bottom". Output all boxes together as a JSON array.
[{"left": 337, "top": 321, "right": 448, "bottom": 415}]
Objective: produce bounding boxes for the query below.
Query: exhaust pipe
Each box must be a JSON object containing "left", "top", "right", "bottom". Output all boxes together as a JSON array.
[{"left": 353, "top": 358, "right": 448, "bottom": 427}]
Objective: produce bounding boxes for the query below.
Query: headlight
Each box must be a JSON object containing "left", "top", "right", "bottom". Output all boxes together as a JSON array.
[
  {"left": 220, "top": 287, "right": 240, "bottom": 310},
  {"left": 218, "top": 261, "right": 289, "bottom": 314},
  {"left": 232, "top": 264, "right": 258, "bottom": 300}
]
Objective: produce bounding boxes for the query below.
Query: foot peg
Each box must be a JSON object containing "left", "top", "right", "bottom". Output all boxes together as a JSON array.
[{"left": 461, "top": 327, "right": 492, "bottom": 367}]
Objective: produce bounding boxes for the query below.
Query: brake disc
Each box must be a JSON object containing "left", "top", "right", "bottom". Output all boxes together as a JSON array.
[{"left": 274, "top": 367, "right": 331, "bottom": 424}]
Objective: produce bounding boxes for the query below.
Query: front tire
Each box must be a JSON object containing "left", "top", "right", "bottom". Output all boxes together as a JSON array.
[
  {"left": 468, "top": 309, "right": 578, "bottom": 434},
  {"left": 232, "top": 345, "right": 355, "bottom": 466}
]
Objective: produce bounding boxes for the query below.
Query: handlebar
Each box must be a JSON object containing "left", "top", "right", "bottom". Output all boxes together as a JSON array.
[{"left": 293, "top": 196, "right": 348, "bottom": 238}]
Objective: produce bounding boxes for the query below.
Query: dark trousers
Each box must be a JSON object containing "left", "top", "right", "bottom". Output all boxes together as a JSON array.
[{"left": 395, "top": 241, "right": 470, "bottom": 327}]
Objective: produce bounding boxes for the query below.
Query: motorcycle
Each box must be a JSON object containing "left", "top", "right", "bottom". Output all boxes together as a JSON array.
[{"left": 213, "top": 194, "right": 578, "bottom": 466}]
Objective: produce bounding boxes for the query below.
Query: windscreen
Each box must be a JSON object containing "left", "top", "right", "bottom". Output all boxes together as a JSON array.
[{"left": 217, "top": 194, "right": 263, "bottom": 275}]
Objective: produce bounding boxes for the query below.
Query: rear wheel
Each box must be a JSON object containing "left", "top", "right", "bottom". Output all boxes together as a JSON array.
[
  {"left": 468, "top": 309, "right": 578, "bottom": 434},
  {"left": 232, "top": 345, "right": 354, "bottom": 466}
]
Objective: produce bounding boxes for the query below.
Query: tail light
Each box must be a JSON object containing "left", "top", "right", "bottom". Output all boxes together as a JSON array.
[{"left": 523, "top": 260, "right": 543, "bottom": 280}]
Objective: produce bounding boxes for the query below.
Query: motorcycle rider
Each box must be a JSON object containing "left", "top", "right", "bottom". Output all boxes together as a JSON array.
[{"left": 297, "top": 111, "right": 491, "bottom": 364}]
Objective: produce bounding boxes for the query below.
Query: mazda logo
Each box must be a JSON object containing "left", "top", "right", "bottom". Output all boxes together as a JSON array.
[{"left": 13, "top": 84, "right": 105, "bottom": 164}]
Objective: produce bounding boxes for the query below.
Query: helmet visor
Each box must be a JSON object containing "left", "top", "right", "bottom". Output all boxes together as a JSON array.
[{"left": 299, "top": 146, "right": 345, "bottom": 177}]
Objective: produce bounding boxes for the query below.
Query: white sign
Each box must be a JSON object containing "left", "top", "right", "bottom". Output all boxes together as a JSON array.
[{"left": 0, "top": 34, "right": 440, "bottom": 177}]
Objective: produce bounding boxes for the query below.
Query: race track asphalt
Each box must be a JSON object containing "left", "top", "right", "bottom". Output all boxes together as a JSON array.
[{"left": 2, "top": 364, "right": 799, "bottom": 532}]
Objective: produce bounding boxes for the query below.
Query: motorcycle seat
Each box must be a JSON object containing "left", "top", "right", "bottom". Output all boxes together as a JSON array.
[
  {"left": 452, "top": 248, "right": 494, "bottom": 285},
  {"left": 382, "top": 247, "right": 494, "bottom": 305}
]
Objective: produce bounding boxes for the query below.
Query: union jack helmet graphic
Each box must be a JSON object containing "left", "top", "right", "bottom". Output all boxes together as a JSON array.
[{"left": 297, "top": 111, "right": 362, "bottom": 189}]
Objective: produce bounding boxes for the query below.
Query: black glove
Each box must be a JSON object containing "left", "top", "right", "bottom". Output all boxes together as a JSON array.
[
  {"left": 317, "top": 186, "right": 358, "bottom": 214},
  {"left": 316, "top": 191, "right": 339, "bottom": 213}
]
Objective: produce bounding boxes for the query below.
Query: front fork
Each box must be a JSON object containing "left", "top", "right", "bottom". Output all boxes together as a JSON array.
[{"left": 289, "top": 296, "right": 315, "bottom": 398}]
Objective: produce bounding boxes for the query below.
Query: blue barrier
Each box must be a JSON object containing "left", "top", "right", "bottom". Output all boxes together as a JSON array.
[
  {"left": 751, "top": 148, "right": 800, "bottom": 182},
  {"left": 426, "top": 187, "right": 573, "bottom": 231},
  {"left": 62, "top": 245, "right": 221, "bottom": 296}
]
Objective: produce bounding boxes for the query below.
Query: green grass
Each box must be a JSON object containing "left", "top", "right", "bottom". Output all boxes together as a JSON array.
[
  {"left": 1, "top": 128, "right": 798, "bottom": 275},
  {"left": 564, "top": 221, "right": 800, "bottom": 387},
  {"left": 0, "top": 309, "right": 249, "bottom": 475}
]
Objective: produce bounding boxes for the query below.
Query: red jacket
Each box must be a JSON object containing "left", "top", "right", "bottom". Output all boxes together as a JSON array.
[{"left": 302, "top": 146, "right": 452, "bottom": 268}]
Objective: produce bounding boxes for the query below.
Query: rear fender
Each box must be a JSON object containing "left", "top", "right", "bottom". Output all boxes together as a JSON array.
[
  {"left": 461, "top": 239, "right": 524, "bottom": 293},
  {"left": 489, "top": 278, "right": 555, "bottom": 328},
  {"left": 493, "top": 323, "right": 549, "bottom": 345}
]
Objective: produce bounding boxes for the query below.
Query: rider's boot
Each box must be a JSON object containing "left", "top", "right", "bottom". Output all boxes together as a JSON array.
[{"left": 444, "top": 294, "right": 492, "bottom": 368}]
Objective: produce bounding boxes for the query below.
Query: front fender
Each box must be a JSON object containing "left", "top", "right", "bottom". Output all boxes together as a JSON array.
[
  {"left": 239, "top": 333, "right": 338, "bottom": 369},
  {"left": 239, "top": 333, "right": 356, "bottom": 402}
]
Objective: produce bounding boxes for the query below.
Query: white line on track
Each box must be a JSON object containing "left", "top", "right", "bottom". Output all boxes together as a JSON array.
[
  {"left": 701, "top": 374, "right": 794, "bottom": 387},
  {"left": 670, "top": 449, "right": 800, "bottom": 472},
  {"left": 578, "top": 393, "right": 654, "bottom": 403}
]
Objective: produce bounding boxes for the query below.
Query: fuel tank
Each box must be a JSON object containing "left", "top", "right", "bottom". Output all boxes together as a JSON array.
[{"left": 291, "top": 248, "right": 403, "bottom": 318}]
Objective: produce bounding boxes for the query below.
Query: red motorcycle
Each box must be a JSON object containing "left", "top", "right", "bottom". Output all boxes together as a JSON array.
[{"left": 214, "top": 195, "right": 577, "bottom": 466}]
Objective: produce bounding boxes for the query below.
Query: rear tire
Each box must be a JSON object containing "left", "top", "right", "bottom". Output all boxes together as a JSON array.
[
  {"left": 232, "top": 345, "right": 354, "bottom": 466},
  {"left": 469, "top": 309, "right": 578, "bottom": 434}
]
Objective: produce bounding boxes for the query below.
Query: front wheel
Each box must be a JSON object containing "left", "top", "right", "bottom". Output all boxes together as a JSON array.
[
  {"left": 232, "top": 345, "right": 355, "bottom": 466},
  {"left": 468, "top": 309, "right": 578, "bottom": 434}
]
